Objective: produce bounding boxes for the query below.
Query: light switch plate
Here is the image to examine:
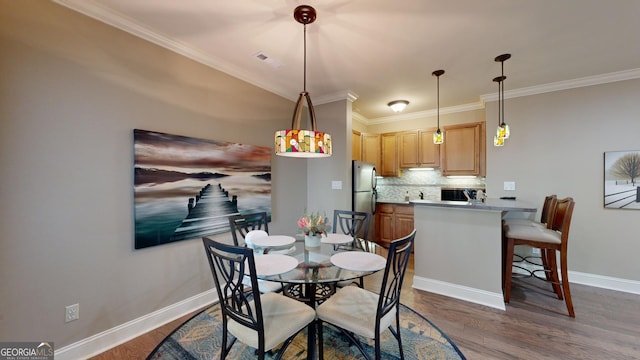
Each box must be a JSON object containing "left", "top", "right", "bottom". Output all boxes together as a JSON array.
[
  {"left": 331, "top": 181, "right": 342, "bottom": 190},
  {"left": 504, "top": 181, "right": 516, "bottom": 191}
]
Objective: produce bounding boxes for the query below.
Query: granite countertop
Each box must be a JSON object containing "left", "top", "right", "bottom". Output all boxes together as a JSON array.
[
  {"left": 410, "top": 198, "right": 537, "bottom": 212},
  {"left": 376, "top": 199, "right": 411, "bottom": 205}
]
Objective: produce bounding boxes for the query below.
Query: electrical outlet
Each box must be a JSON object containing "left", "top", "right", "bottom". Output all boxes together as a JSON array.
[
  {"left": 65, "top": 303, "right": 79, "bottom": 323},
  {"left": 503, "top": 181, "right": 516, "bottom": 191}
]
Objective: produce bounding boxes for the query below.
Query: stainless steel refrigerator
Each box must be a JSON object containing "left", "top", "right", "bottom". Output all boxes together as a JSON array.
[{"left": 352, "top": 160, "right": 377, "bottom": 240}]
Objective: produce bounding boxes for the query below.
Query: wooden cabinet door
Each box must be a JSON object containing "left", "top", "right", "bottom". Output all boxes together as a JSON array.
[
  {"left": 395, "top": 213, "right": 414, "bottom": 239},
  {"left": 361, "top": 133, "right": 381, "bottom": 170},
  {"left": 442, "top": 122, "right": 483, "bottom": 176},
  {"left": 399, "top": 131, "right": 419, "bottom": 168},
  {"left": 418, "top": 129, "right": 440, "bottom": 167},
  {"left": 380, "top": 133, "right": 399, "bottom": 177},
  {"left": 378, "top": 212, "right": 394, "bottom": 248},
  {"left": 352, "top": 130, "right": 361, "bottom": 161}
]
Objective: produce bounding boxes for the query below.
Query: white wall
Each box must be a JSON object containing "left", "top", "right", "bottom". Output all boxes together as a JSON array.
[
  {"left": 0, "top": 1, "right": 315, "bottom": 349},
  {"left": 486, "top": 79, "right": 640, "bottom": 281}
]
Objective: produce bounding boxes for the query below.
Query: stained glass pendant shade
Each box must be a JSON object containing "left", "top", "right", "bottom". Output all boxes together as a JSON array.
[{"left": 274, "top": 5, "right": 331, "bottom": 158}]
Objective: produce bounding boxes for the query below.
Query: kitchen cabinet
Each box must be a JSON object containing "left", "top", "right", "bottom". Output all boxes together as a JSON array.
[
  {"left": 399, "top": 129, "right": 440, "bottom": 168},
  {"left": 361, "top": 133, "right": 381, "bottom": 170},
  {"left": 441, "top": 122, "right": 485, "bottom": 176},
  {"left": 352, "top": 130, "right": 361, "bottom": 161},
  {"left": 380, "top": 133, "right": 400, "bottom": 177},
  {"left": 375, "top": 203, "right": 414, "bottom": 248}
]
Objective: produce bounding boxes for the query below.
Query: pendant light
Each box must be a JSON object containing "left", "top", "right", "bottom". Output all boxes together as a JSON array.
[
  {"left": 493, "top": 75, "right": 506, "bottom": 147},
  {"left": 432, "top": 70, "right": 445, "bottom": 144},
  {"left": 274, "top": 5, "right": 332, "bottom": 158},
  {"left": 495, "top": 53, "right": 511, "bottom": 141}
]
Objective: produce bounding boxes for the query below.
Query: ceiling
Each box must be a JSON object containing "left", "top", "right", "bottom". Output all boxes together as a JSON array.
[{"left": 55, "top": 0, "right": 640, "bottom": 122}]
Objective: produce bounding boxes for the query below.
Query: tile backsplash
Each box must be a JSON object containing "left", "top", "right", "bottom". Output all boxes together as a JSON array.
[{"left": 376, "top": 169, "right": 486, "bottom": 201}]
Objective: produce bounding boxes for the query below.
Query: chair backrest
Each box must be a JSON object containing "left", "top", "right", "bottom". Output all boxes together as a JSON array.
[
  {"left": 540, "top": 194, "right": 558, "bottom": 225},
  {"left": 228, "top": 212, "right": 269, "bottom": 246},
  {"left": 549, "top": 197, "right": 575, "bottom": 248},
  {"left": 375, "top": 229, "right": 416, "bottom": 329},
  {"left": 333, "top": 209, "right": 370, "bottom": 238},
  {"left": 202, "top": 237, "right": 265, "bottom": 340}
]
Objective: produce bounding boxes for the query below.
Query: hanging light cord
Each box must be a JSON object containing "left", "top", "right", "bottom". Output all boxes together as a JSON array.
[{"left": 303, "top": 22, "right": 307, "bottom": 93}]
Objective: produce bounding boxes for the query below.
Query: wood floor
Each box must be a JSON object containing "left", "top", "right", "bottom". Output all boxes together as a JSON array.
[{"left": 91, "top": 259, "right": 640, "bottom": 360}]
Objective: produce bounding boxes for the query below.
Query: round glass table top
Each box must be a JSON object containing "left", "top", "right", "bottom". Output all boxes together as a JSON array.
[{"left": 256, "top": 239, "right": 387, "bottom": 284}]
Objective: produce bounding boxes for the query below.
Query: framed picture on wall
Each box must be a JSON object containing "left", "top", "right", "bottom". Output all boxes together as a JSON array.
[
  {"left": 133, "top": 129, "right": 272, "bottom": 249},
  {"left": 604, "top": 150, "right": 640, "bottom": 209}
]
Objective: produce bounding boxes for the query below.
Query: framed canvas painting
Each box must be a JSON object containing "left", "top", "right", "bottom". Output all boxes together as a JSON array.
[
  {"left": 133, "top": 129, "right": 272, "bottom": 249},
  {"left": 604, "top": 150, "right": 640, "bottom": 209}
]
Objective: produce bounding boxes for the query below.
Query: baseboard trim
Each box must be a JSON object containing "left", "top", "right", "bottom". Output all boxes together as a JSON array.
[
  {"left": 515, "top": 262, "right": 640, "bottom": 295},
  {"left": 54, "top": 289, "right": 218, "bottom": 360},
  {"left": 568, "top": 270, "right": 640, "bottom": 295},
  {"left": 412, "top": 276, "right": 506, "bottom": 311}
]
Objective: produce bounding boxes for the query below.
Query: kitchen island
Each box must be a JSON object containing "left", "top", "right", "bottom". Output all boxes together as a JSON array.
[{"left": 411, "top": 199, "right": 536, "bottom": 310}]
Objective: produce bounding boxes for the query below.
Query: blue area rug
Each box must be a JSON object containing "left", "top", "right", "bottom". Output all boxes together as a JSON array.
[{"left": 147, "top": 302, "right": 465, "bottom": 359}]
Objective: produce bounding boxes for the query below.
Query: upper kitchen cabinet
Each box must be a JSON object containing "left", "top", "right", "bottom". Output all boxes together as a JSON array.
[
  {"left": 441, "top": 122, "right": 485, "bottom": 176},
  {"left": 399, "top": 129, "right": 440, "bottom": 168},
  {"left": 380, "top": 133, "right": 400, "bottom": 177},
  {"left": 361, "top": 133, "right": 381, "bottom": 170},
  {"left": 352, "top": 130, "right": 362, "bottom": 161}
]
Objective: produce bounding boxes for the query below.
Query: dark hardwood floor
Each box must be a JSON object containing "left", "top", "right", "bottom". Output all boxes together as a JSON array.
[{"left": 91, "top": 258, "right": 640, "bottom": 359}]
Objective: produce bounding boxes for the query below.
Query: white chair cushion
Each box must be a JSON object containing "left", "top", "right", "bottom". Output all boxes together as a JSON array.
[
  {"left": 227, "top": 292, "right": 315, "bottom": 351},
  {"left": 503, "top": 218, "right": 546, "bottom": 228},
  {"left": 244, "top": 230, "right": 268, "bottom": 249},
  {"left": 506, "top": 224, "right": 562, "bottom": 244},
  {"left": 241, "top": 276, "right": 282, "bottom": 293},
  {"left": 316, "top": 285, "right": 395, "bottom": 339}
]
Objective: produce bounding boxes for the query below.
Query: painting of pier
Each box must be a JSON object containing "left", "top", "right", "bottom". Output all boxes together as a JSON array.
[{"left": 133, "top": 129, "right": 271, "bottom": 249}]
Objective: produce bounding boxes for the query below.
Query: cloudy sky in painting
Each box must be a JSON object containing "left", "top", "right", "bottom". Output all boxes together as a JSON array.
[{"left": 134, "top": 129, "right": 271, "bottom": 174}]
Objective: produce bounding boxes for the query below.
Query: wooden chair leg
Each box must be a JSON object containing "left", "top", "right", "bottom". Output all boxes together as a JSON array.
[
  {"left": 544, "top": 249, "right": 563, "bottom": 298},
  {"left": 547, "top": 250, "right": 563, "bottom": 300},
  {"left": 560, "top": 251, "right": 575, "bottom": 317},
  {"left": 503, "top": 238, "right": 515, "bottom": 303}
]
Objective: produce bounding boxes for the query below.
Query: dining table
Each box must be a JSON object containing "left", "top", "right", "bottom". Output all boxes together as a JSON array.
[{"left": 250, "top": 233, "right": 387, "bottom": 360}]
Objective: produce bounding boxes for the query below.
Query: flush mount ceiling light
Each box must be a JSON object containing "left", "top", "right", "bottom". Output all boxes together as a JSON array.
[
  {"left": 432, "top": 70, "right": 445, "bottom": 144},
  {"left": 387, "top": 100, "right": 409, "bottom": 112},
  {"left": 274, "top": 5, "right": 331, "bottom": 158},
  {"left": 494, "top": 53, "right": 511, "bottom": 146}
]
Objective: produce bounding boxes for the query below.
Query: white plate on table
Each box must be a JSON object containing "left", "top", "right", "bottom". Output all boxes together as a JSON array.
[
  {"left": 250, "top": 235, "right": 296, "bottom": 248},
  {"left": 251, "top": 254, "right": 299, "bottom": 276},
  {"left": 330, "top": 251, "right": 386, "bottom": 272},
  {"left": 321, "top": 233, "right": 354, "bottom": 245}
]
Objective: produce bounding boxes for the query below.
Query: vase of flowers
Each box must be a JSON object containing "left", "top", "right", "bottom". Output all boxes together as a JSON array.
[{"left": 297, "top": 211, "right": 331, "bottom": 247}]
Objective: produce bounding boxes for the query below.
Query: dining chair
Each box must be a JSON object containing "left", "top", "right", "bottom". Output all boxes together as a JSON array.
[
  {"left": 202, "top": 237, "right": 316, "bottom": 360},
  {"left": 502, "top": 195, "right": 557, "bottom": 284},
  {"left": 316, "top": 229, "right": 416, "bottom": 360},
  {"left": 228, "top": 212, "right": 269, "bottom": 247},
  {"left": 333, "top": 209, "right": 371, "bottom": 288},
  {"left": 503, "top": 194, "right": 557, "bottom": 228},
  {"left": 228, "top": 212, "right": 282, "bottom": 293},
  {"left": 503, "top": 197, "right": 576, "bottom": 317}
]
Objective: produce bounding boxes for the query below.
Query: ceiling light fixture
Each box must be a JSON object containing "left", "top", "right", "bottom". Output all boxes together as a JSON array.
[
  {"left": 387, "top": 100, "right": 409, "bottom": 112},
  {"left": 274, "top": 5, "right": 331, "bottom": 158},
  {"left": 494, "top": 53, "right": 511, "bottom": 146},
  {"left": 432, "top": 70, "right": 445, "bottom": 144}
]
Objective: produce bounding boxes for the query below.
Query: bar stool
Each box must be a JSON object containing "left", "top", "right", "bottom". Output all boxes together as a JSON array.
[{"left": 503, "top": 197, "right": 576, "bottom": 317}]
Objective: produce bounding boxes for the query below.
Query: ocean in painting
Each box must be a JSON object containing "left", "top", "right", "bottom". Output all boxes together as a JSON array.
[{"left": 133, "top": 129, "right": 271, "bottom": 249}]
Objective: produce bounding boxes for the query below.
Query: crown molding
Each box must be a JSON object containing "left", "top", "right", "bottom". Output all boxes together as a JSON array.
[
  {"left": 314, "top": 90, "right": 359, "bottom": 105},
  {"left": 481, "top": 68, "right": 640, "bottom": 102},
  {"left": 361, "top": 101, "right": 486, "bottom": 125}
]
